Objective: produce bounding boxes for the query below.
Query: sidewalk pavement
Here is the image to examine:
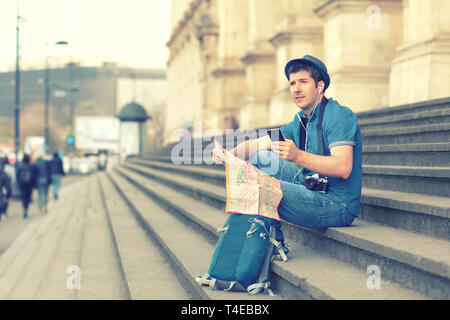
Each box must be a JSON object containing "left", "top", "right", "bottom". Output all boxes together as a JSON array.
[
  {"left": 0, "top": 175, "right": 82, "bottom": 255},
  {"left": 0, "top": 199, "right": 42, "bottom": 255}
]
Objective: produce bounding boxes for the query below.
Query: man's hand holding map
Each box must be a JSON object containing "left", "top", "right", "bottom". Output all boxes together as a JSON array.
[{"left": 214, "top": 139, "right": 283, "bottom": 221}]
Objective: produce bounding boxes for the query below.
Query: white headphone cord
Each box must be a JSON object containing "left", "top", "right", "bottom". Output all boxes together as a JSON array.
[{"left": 291, "top": 88, "right": 322, "bottom": 184}]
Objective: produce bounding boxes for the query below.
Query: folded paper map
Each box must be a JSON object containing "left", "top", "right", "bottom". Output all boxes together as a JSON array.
[{"left": 214, "top": 139, "right": 283, "bottom": 221}]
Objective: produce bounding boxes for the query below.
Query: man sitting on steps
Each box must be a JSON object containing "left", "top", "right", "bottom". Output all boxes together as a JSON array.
[{"left": 212, "top": 55, "right": 363, "bottom": 245}]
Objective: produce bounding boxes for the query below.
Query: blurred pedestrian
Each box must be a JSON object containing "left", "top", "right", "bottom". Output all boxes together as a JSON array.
[
  {"left": 0, "top": 158, "right": 12, "bottom": 224},
  {"left": 2, "top": 157, "right": 16, "bottom": 190},
  {"left": 49, "top": 152, "right": 65, "bottom": 200},
  {"left": 224, "top": 115, "right": 239, "bottom": 132},
  {"left": 98, "top": 151, "right": 107, "bottom": 171},
  {"left": 16, "top": 154, "right": 35, "bottom": 219},
  {"left": 32, "top": 153, "right": 51, "bottom": 214}
]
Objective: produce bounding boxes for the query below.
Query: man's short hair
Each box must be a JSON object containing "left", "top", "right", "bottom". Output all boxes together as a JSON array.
[{"left": 287, "top": 62, "right": 324, "bottom": 89}]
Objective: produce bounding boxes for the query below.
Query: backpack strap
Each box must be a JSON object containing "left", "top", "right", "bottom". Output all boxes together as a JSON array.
[
  {"left": 247, "top": 225, "right": 287, "bottom": 296},
  {"left": 248, "top": 282, "right": 275, "bottom": 296},
  {"left": 316, "top": 97, "right": 329, "bottom": 156},
  {"left": 270, "top": 238, "right": 288, "bottom": 262}
]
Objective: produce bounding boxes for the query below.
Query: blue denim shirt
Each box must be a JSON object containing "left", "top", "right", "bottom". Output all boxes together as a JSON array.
[{"left": 280, "top": 97, "right": 363, "bottom": 217}]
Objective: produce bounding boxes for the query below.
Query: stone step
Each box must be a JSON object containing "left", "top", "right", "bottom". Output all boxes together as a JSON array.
[
  {"left": 357, "top": 97, "right": 450, "bottom": 129},
  {"left": 360, "top": 188, "right": 449, "bottom": 240},
  {"left": 357, "top": 97, "right": 450, "bottom": 117},
  {"left": 168, "top": 137, "right": 259, "bottom": 163},
  {"left": 133, "top": 158, "right": 225, "bottom": 184},
  {"left": 362, "top": 142, "right": 450, "bottom": 166},
  {"left": 362, "top": 165, "right": 450, "bottom": 198},
  {"left": 0, "top": 178, "right": 87, "bottom": 299},
  {"left": 358, "top": 97, "right": 450, "bottom": 119},
  {"left": 126, "top": 159, "right": 449, "bottom": 239},
  {"left": 358, "top": 109, "right": 450, "bottom": 130},
  {"left": 97, "top": 172, "right": 192, "bottom": 300},
  {"left": 361, "top": 123, "right": 450, "bottom": 145},
  {"left": 74, "top": 174, "right": 130, "bottom": 300},
  {"left": 143, "top": 154, "right": 189, "bottom": 165},
  {"left": 117, "top": 163, "right": 450, "bottom": 299},
  {"left": 111, "top": 166, "right": 426, "bottom": 300}
]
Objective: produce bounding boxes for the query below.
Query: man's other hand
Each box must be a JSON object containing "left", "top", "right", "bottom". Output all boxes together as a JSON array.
[{"left": 211, "top": 148, "right": 224, "bottom": 165}]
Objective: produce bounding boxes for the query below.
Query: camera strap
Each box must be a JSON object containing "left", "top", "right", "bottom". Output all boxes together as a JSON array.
[{"left": 316, "top": 97, "right": 328, "bottom": 156}]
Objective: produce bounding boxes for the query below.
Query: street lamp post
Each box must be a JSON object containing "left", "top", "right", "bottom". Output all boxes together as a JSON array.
[
  {"left": 68, "top": 61, "right": 76, "bottom": 136},
  {"left": 44, "top": 57, "right": 50, "bottom": 152},
  {"left": 14, "top": 1, "right": 21, "bottom": 162},
  {"left": 44, "top": 40, "right": 68, "bottom": 153},
  {"left": 66, "top": 60, "right": 78, "bottom": 155}
]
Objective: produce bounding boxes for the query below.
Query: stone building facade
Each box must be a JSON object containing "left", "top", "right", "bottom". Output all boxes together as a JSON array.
[{"left": 166, "top": 0, "right": 450, "bottom": 141}]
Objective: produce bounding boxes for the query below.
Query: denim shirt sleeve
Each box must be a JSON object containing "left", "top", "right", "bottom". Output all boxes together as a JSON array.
[{"left": 324, "top": 106, "right": 358, "bottom": 149}]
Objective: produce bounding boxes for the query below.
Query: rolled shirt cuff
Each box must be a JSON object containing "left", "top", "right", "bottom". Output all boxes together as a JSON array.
[{"left": 329, "top": 140, "right": 355, "bottom": 149}]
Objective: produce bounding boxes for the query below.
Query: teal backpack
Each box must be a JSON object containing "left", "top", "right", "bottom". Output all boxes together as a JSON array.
[{"left": 199, "top": 213, "right": 287, "bottom": 295}]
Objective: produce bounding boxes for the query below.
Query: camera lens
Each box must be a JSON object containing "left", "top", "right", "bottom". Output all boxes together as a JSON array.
[{"left": 305, "top": 178, "right": 318, "bottom": 191}]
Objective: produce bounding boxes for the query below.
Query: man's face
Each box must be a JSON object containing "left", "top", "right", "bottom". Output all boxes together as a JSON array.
[{"left": 289, "top": 70, "right": 321, "bottom": 115}]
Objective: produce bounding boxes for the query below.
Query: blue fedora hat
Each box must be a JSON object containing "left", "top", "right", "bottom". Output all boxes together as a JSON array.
[{"left": 284, "top": 55, "right": 330, "bottom": 90}]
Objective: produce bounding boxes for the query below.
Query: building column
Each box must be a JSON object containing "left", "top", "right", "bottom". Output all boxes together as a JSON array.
[
  {"left": 212, "top": 0, "right": 248, "bottom": 132},
  {"left": 239, "top": 0, "right": 276, "bottom": 130},
  {"left": 314, "top": 0, "right": 403, "bottom": 112},
  {"left": 268, "top": 0, "right": 324, "bottom": 126},
  {"left": 389, "top": 0, "right": 450, "bottom": 106},
  {"left": 197, "top": 8, "right": 219, "bottom": 133}
]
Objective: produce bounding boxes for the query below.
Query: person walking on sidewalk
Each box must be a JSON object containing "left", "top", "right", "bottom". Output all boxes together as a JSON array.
[
  {"left": 16, "top": 154, "right": 36, "bottom": 219},
  {"left": 2, "top": 157, "right": 16, "bottom": 199},
  {"left": 32, "top": 153, "right": 51, "bottom": 214},
  {"left": 0, "top": 158, "right": 12, "bottom": 224},
  {"left": 49, "top": 152, "right": 65, "bottom": 200}
]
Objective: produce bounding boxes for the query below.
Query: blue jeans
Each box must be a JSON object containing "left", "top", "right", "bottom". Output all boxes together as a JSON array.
[
  {"left": 249, "top": 150, "right": 355, "bottom": 230},
  {"left": 37, "top": 177, "right": 49, "bottom": 209},
  {"left": 52, "top": 174, "right": 61, "bottom": 198}
]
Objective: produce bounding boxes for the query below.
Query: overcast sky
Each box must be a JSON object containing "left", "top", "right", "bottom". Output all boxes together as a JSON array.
[{"left": 0, "top": 0, "right": 171, "bottom": 72}]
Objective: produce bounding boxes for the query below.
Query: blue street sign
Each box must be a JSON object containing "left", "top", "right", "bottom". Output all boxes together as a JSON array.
[{"left": 66, "top": 135, "right": 75, "bottom": 146}]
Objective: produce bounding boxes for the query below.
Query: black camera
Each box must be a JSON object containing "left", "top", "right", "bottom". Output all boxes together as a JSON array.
[{"left": 304, "top": 173, "right": 329, "bottom": 193}]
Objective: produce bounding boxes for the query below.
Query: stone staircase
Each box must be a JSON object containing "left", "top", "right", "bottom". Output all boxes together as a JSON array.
[
  {"left": 116, "top": 97, "right": 449, "bottom": 299},
  {"left": 0, "top": 97, "right": 448, "bottom": 300}
]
